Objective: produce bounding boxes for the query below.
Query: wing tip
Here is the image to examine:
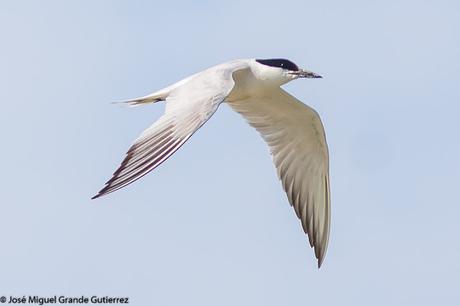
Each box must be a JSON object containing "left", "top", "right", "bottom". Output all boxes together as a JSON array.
[
  {"left": 91, "top": 185, "right": 112, "bottom": 200},
  {"left": 317, "top": 253, "right": 325, "bottom": 269},
  {"left": 91, "top": 191, "right": 103, "bottom": 200},
  {"left": 315, "top": 241, "right": 328, "bottom": 269}
]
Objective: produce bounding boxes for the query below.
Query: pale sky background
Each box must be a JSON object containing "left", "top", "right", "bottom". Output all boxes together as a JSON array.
[{"left": 1, "top": 1, "right": 459, "bottom": 305}]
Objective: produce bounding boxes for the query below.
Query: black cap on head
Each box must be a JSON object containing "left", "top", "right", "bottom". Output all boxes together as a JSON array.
[{"left": 255, "top": 58, "right": 299, "bottom": 71}]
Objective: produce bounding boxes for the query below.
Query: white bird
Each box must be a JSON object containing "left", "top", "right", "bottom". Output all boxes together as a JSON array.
[{"left": 92, "top": 58, "right": 330, "bottom": 267}]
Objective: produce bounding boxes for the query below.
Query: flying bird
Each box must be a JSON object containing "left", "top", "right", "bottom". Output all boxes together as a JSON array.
[{"left": 92, "top": 58, "right": 331, "bottom": 267}]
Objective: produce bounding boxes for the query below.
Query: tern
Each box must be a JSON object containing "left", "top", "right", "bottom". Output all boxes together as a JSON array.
[{"left": 92, "top": 58, "right": 330, "bottom": 267}]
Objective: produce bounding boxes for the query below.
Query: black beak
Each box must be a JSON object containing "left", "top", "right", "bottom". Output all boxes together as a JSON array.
[{"left": 290, "top": 69, "right": 323, "bottom": 78}]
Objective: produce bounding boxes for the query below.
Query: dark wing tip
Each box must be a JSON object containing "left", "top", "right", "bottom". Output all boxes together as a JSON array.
[
  {"left": 91, "top": 190, "right": 105, "bottom": 200},
  {"left": 91, "top": 184, "right": 114, "bottom": 200},
  {"left": 317, "top": 253, "right": 325, "bottom": 269}
]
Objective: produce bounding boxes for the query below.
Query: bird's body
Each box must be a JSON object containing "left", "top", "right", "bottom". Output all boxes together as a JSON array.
[{"left": 93, "top": 58, "right": 331, "bottom": 267}]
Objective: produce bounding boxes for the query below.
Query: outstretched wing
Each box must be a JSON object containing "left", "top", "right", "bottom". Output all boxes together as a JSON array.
[
  {"left": 92, "top": 64, "right": 248, "bottom": 199},
  {"left": 227, "top": 88, "right": 331, "bottom": 267}
]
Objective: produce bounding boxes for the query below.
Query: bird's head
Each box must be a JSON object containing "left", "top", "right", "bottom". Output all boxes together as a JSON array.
[{"left": 253, "top": 58, "right": 322, "bottom": 86}]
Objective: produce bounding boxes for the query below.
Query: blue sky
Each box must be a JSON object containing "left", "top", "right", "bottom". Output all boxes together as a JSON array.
[{"left": 1, "top": 1, "right": 459, "bottom": 305}]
